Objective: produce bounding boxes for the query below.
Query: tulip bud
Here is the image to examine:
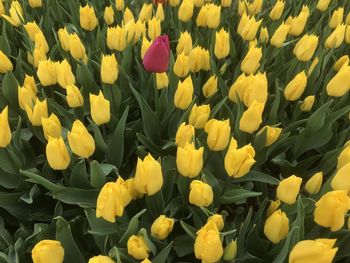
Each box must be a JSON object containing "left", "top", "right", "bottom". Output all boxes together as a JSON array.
[
  {"left": 257, "top": 125, "right": 282, "bottom": 146},
  {"left": 204, "top": 119, "right": 231, "bottom": 151},
  {"left": 143, "top": 35, "right": 170, "bottom": 73},
  {"left": 139, "top": 4, "right": 153, "bottom": 22},
  {"left": 202, "top": 75, "right": 218, "bottom": 98},
  {"left": 305, "top": 172, "right": 323, "bottom": 195},
  {"left": 141, "top": 37, "right": 152, "bottom": 59},
  {"left": 173, "top": 52, "right": 190, "bottom": 78},
  {"left": 276, "top": 175, "right": 302, "bottom": 204},
  {"left": 29, "top": 0, "right": 42, "bottom": 8},
  {"left": 66, "top": 85, "right": 84, "bottom": 108},
  {"left": 32, "top": 240, "right": 64, "bottom": 263},
  {"left": 214, "top": 28, "right": 230, "bottom": 59},
  {"left": 24, "top": 22, "right": 41, "bottom": 41},
  {"left": 228, "top": 73, "right": 249, "bottom": 103},
  {"left": 46, "top": 137, "right": 70, "bottom": 170},
  {"left": 329, "top": 7, "right": 344, "bottom": 29},
  {"left": 269, "top": 0, "right": 285, "bottom": 21},
  {"left": 289, "top": 239, "right": 338, "bottom": 263},
  {"left": 300, "top": 95, "right": 315, "bottom": 112},
  {"left": 107, "top": 26, "right": 126, "bottom": 51},
  {"left": 18, "top": 75, "right": 37, "bottom": 110},
  {"left": 68, "top": 120, "right": 95, "bottom": 158},
  {"left": 207, "top": 4, "right": 221, "bottom": 29},
  {"left": 287, "top": 5, "right": 309, "bottom": 36},
  {"left": 123, "top": 8, "right": 134, "bottom": 24},
  {"left": 25, "top": 98, "right": 48, "bottom": 126},
  {"left": 104, "top": 6, "right": 115, "bottom": 25},
  {"left": 56, "top": 59, "right": 75, "bottom": 88},
  {"left": 0, "top": 106, "right": 11, "bottom": 148},
  {"left": 189, "top": 180, "right": 214, "bottom": 207},
  {"left": 37, "top": 59, "right": 57, "bottom": 86},
  {"left": 174, "top": 76, "right": 194, "bottom": 110},
  {"left": 156, "top": 73, "right": 169, "bottom": 90},
  {"left": 42, "top": 113, "right": 62, "bottom": 140},
  {"left": 156, "top": 4, "right": 164, "bottom": 21},
  {"left": 134, "top": 153, "right": 163, "bottom": 196},
  {"left": 259, "top": 26, "right": 269, "bottom": 43},
  {"left": 178, "top": 0, "right": 194, "bottom": 22},
  {"left": 101, "top": 54, "right": 119, "bottom": 84},
  {"left": 314, "top": 190, "right": 350, "bottom": 231},
  {"left": 147, "top": 17, "right": 161, "bottom": 41},
  {"left": 127, "top": 235, "right": 150, "bottom": 260},
  {"left": 337, "top": 143, "right": 350, "bottom": 169},
  {"left": 151, "top": 215, "right": 174, "bottom": 240},
  {"left": 293, "top": 34, "right": 319, "bottom": 62},
  {"left": 80, "top": 4, "right": 98, "bottom": 31},
  {"left": 189, "top": 46, "right": 210, "bottom": 72},
  {"left": 88, "top": 255, "right": 115, "bottom": 263},
  {"left": 0, "top": 50, "right": 13, "bottom": 74},
  {"left": 221, "top": 0, "right": 232, "bottom": 8},
  {"left": 242, "top": 72, "right": 268, "bottom": 107},
  {"left": 239, "top": 101, "right": 265, "bottom": 133},
  {"left": 58, "top": 27, "right": 70, "bottom": 51},
  {"left": 241, "top": 45, "right": 262, "bottom": 74},
  {"left": 326, "top": 65, "right": 350, "bottom": 97},
  {"left": 196, "top": 5, "right": 208, "bottom": 27},
  {"left": 177, "top": 31, "right": 192, "bottom": 56},
  {"left": 176, "top": 142, "right": 204, "bottom": 178},
  {"left": 239, "top": 16, "right": 262, "bottom": 41},
  {"left": 316, "top": 0, "right": 331, "bottom": 11},
  {"left": 307, "top": 58, "right": 319, "bottom": 78},
  {"left": 264, "top": 209, "right": 289, "bottom": 244},
  {"left": 34, "top": 32, "right": 49, "bottom": 55},
  {"left": 247, "top": 0, "right": 262, "bottom": 15},
  {"left": 175, "top": 122, "right": 195, "bottom": 147},
  {"left": 2, "top": 1, "right": 23, "bottom": 27},
  {"left": 207, "top": 214, "right": 224, "bottom": 231},
  {"left": 90, "top": 91, "right": 110, "bottom": 126},
  {"left": 189, "top": 104, "right": 210, "bottom": 129},
  {"left": 334, "top": 55, "right": 349, "bottom": 72},
  {"left": 284, "top": 71, "right": 307, "bottom": 101},
  {"left": 224, "top": 138, "right": 256, "bottom": 178},
  {"left": 266, "top": 199, "right": 281, "bottom": 217},
  {"left": 325, "top": 24, "right": 346, "bottom": 49},
  {"left": 270, "top": 22, "right": 290, "bottom": 48},
  {"left": 223, "top": 240, "right": 237, "bottom": 261},
  {"left": 115, "top": 0, "right": 124, "bottom": 11}
]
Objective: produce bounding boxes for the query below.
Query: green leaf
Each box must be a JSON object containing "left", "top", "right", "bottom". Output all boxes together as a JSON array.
[
  {"left": 2, "top": 72, "right": 18, "bottom": 108},
  {"left": 0, "top": 149, "right": 21, "bottom": 174},
  {"left": 272, "top": 227, "right": 298, "bottom": 263},
  {"left": 232, "top": 171, "right": 280, "bottom": 185},
  {"left": 0, "top": 23, "right": 10, "bottom": 55},
  {"left": 85, "top": 209, "right": 119, "bottom": 235},
  {"left": 90, "top": 161, "right": 107, "bottom": 188},
  {"left": 152, "top": 241, "right": 173, "bottom": 263},
  {"left": 237, "top": 207, "right": 253, "bottom": 258},
  {"left": 139, "top": 228, "right": 157, "bottom": 255},
  {"left": 145, "top": 191, "right": 165, "bottom": 218},
  {"left": 180, "top": 220, "right": 196, "bottom": 240},
  {"left": 119, "top": 209, "right": 146, "bottom": 246},
  {"left": 88, "top": 118, "right": 108, "bottom": 153},
  {"left": 304, "top": 100, "right": 332, "bottom": 135},
  {"left": 69, "top": 159, "right": 91, "bottom": 188},
  {"left": 109, "top": 247, "right": 122, "bottom": 263},
  {"left": 220, "top": 189, "right": 262, "bottom": 205}
]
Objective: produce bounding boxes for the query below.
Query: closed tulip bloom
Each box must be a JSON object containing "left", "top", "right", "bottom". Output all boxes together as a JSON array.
[
  {"left": 25, "top": 98, "right": 48, "bottom": 126},
  {"left": 104, "top": 6, "right": 114, "bottom": 25},
  {"left": 90, "top": 91, "right": 110, "bottom": 125},
  {"left": 314, "top": 190, "right": 350, "bottom": 231},
  {"left": 189, "top": 104, "right": 210, "bottom": 129},
  {"left": 224, "top": 138, "right": 256, "bottom": 178},
  {"left": 240, "top": 16, "right": 262, "bottom": 41},
  {"left": 32, "top": 47, "right": 47, "bottom": 68},
  {"left": 24, "top": 22, "right": 41, "bottom": 41},
  {"left": 289, "top": 239, "right": 338, "bottom": 263},
  {"left": 277, "top": 175, "right": 302, "bottom": 204},
  {"left": 293, "top": 34, "right": 319, "bottom": 62},
  {"left": 308, "top": 57, "right": 319, "bottom": 76},
  {"left": 194, "top": 0, "right": 203, "bottom": 7},
  {"left": 115, "top": 0, "right": 124, "bottom": 11},
  {"left": 189, "top": 180, "right": 214, "bottom": 207},
  {"left": 156, "top": 4, "right": 165, "bottom": 21},
  {"left": 300, "top": 95, "right": 315, "bottom": 112},
  {"left": 347, "top": 26, "right": 350, "bottom": 43},
  {"left": 169, "top": 0, "right": 180, "bottom": 6},
  {"left": 56, "top": 59, "right": 75, "bottom": 88},
  {"left": 258, "top": 125, "right": 282, "bottom": 146},
  {"left": 46, "top": 137, "right": 70, "bottom": 170},
  {"left": 221, "top": 0, "right": 232, "bottom": 8},
  {"left": 207, "top": 4, "right": 221, "bottom": 29},
  {"left": 331, "top": 162, "right": 350, "bottom": 193},
  {"left": 88, "top": 255, "right": 115, "bottom": 263},
  {"left": 269, "top": 0, "right": 285, "bottom": 21},
  {"left": 270, "top": 22, "right": 290, "bottom": 47},
  {"left": 237, "top": 12, "right": 249, "bottom": 36},
  {"left": 287, "top": 5, "right": 309, "bottom": 36},
  {"left": 325, "top": 24, "right": 346, "bottom": 49},
  {"left": 0, "top": 50, "right": 13, "bottom": 74},
  {"left": 326, "top": 65, "right": 350, "bottom": 96},
  {"left": 241, "top": 45, "right": 262, "bottom": 74},
  {"left": 107, "top": 26, "right": 126, "bottom": 51},
  {"left": 66, "top": 85, "right": 84, "bottom": 108},
  {"left": 239, "top": 101, "right": 265, "bottom": 133},
  {"left": 316, "top": 0, "right": 331, "bottom": 11},
  {"left": 329, "top": 7, "right": 344, "bottom": 29},
  {"left": 123, "top": 8, "right": 134, "bottom": 24},
  {"left": 189, "top": 46, "right": 210, "bottom": 72},
  {"left": 151, "top": 215, "right": 174, "bottom": 240},
  {"left": 69, "top": 33, "right": 86, "bottom": 60},
  {"left": 223, "top": 240, "right": 237, "bottom": 261},
  {"left": 174, "top": 76, "right": 194, "bottom": 110},
  {"left": 147, "top": 17, "right": 161, "bottom": 40},
  {"left": 175, "top": 122, "right": 195, "bottom": 147},
  {"left": 214, "top": 28, "right": 230, "bottom": 59},
  {"left": 139, "top": 4, "right": 153, "bottom": 22},
  {"left": 176, "top": 31, "right": 192, "bottom": 55},
  {"left": 305, "top": 172, "right": 323, "bottom": 194},
  {"left": 125, "top": 178, "right": 144, "bottom": 200},
  {"left": 264, "top": 209, "right": 289, "bottom": 244},
  {"left": 101, "top": 54, "right": 119, "bottom": 84},
  {"left": 241, "top": 72, "right": 268, "bottom": 105},
  {"left": 68, "top": 120, "right": 95, "bottom": 158},
  {"left": 58, "top": 27, "right": 70, "bottom": 51},
  {"left": 127, "top": 235, "right": 150, "bottom": 260},
  {"left": 80, "top": 4, "right": 98, "bottom": 31},
  {"left": 334, "top": 55, "right": 349, "bottom": 71},
  {"left": 229, "top": 73, "right": 250, "bottom": 103},
  {"left": 284, "top": 71, "right": 307, "bottom": 101},
  {"left": 266, "top": 200, "right": 281, "bottom": 217},
  {"left": 141, "top": 37, "right": 152, "bottom": 59},
  {"left": 207, "top": 214, "right": 224, "bottom": 231},
  {"left": 42, "top": 113, "right": 62, "bottom": 140},
  {"left": 247, "top": 0, "right": 263, "bottom": 15},
  {"left": 196, "top": 5, "right": 208, "bottom": 27},
  {"left": 32, "top": 240, "right": 64, "bottom": 263},
  {"left": 34, "top": 31, "right": 49, "bottom": 55},
  {"left": 337, "top": 143, "right": 350, "bottom": 169},
  {"left": 28, "top": 0, "right": 42, "bottom": 8},
  {"left": 18, "top": 85, "right": 36, "bottom": 110},
  {"left": 202, "top": 75, "right": 218, "bottom": 98},
  {"left": 37, "top": 59, "right": 57, "bottom": 86},
  {"left": 259, "top": 26, "right": 269, "bottom": 43},
  {"left": 178, "top": 0, "right": 194, "bottom": 22},
  {"left": 173, "top": 52, "right": 190, "bottom": 77},
  {"left": 0, "top": 106, "right": 11, "bottom": 148},
  {"left": 0, "top": 2, "right": 3, "bottom": 15},
  {"left": 204, "top": 119, "right": 231, "bottom": 151},
  {"left": 176, "top": 142, "right": 204, "bottom": 178},
  {"left": 2, "top": 1, "right": 23, "bottom": 27},
  {"left": 143, "top": 35, "right": 170, "bottom": 72},
  {"left": 156, "top": 73, "right": 169, "bottom": 89},
  {"left": 194, "top": 222, "right": 223, "bottom": 263},
  {"left": 134, "top": 153, "right": 163, "bottom": 196}
]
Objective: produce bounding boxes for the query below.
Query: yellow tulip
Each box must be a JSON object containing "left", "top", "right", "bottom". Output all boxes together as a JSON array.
[
  {"left": 46, "top": 137, "right": 70, "bottom": 170},
  {"left": 189, "top": 180, "right": 214, "bottom": 207},
  {"left": 31, "top": 48, "right": 47, "bottom": 69},
  {"left": 221, "top": 0, "right": 232, "bottom": 8},
  {"left": 305, "top": 172, "right": 323, "bottom": 195},
  {"left": 214, "top": 28, "right": 230, "bottom": 59},
  {"left": 107, "top": 26, "right": 126, "bottom": 51},
  {"left": 156, "top": 73, "right": 169, "bottom": 90},
  {"left": 176, "top": 142, "right": 204, "bottom": 178},
  {"left": 269, "top": 0, "right": 285, "bottom": 21},
  {"left": 237, "top": 12, "right": 249, "bottom": 36},
  {"left": 195, "top": 0, "right": 203, "bottom": 6},
  {"left": 88, "top": 255, "right": 115, "bottom": 263},
  {"left": 174, "top": 76, "right": 194, "bottom": 110},
  {"left": 284, "top": 71, "right": 307, "bottom": 101},
  {"left": 239, "top": 101, "right": 265, "bottom": 133},
  {"left": 202, "top": 75, "right": 218, "bottom": 98},
  {"left": 331, "top": 162, "right": 350, "bottom": 193},
  {"left": 0, "top": 1, "right": 4, "bottom": 16},
  {"left": 58, "top": 27, "right": 70, "bottom": 51},
  {"left": 176, "top": 31, "right": 192, "bottom": 55},
  {"left": 104, "top": 6, "right": 115, "bottom": 25},
  {"left": 316, "top": 0, "right": 331, "bottom": 11},
  {"left": 206, "top": 4, "right": 221, "bottom": 29},
  {"left": 223, "top": 240, "right": 237, "bottom": 261},
  {"left": 189, "top": 104, "right": 210, "bottom": 129},
  {"left": 266, "top": 200, "right": 281, "bottom": 217},
  {"left": 69, "top": 33, "right": 87, "bottom": 61},
  {"left": 28, "top": 0, "right": 42, "bottom": 8},
  {"left": 314, "top": 190, "right": 350, "bottom": 231},
  {"left": 334, "top": 55, "right": 349, "bottom": 71},
  {"left": 0, "top": 106, "right": 11, "bottom": 148},
  {"left": 18, "top": 84, "right": 36, "bottom": 111},
  {"left": 325, "top": 23, "right": 346, "bottom": 49},
  {"left": 2, "top": 1, "right": 23, "bottom": 27},
  {"left": 240, "top": 16, "right": 262, "bottom": 41},
  {"left": 178, "top": 0, "right": 194, "bottom": 22},
  {"left": 345, "top": 25, "right": 350, "bottom": 44},
  {"left": 80, "top": 4, "right": 98, "bottom": 31},
  {"left": 196, "top": 4, "right": 208, "bottom": 27},
  {"left": 34, "top": 31, "right": 49, "bottom": 54},
  {"left": 240, "top": 72, "right": 268, "bottom": 107},
  {"left": 257, "top": 126, "right": 282, "bottom": 146},
  {"left": 287, "top": 5, "right": 309, "bottom": 36},
  {"left": 307, "top": 57, "right": 319, "bottom": 76},
  {"left": 326, "top": 65, "right": 350, "bottom": 97},
  {"left": 246, "top": 0, "right": 262, "bottom": 15},
  {"left": 0, "top": 50, "right": 13, "bottom": 74},
  {"left": 228, "top": 73, "right": 250, "bottom": 103},
  {"left": 337, "top": 142, "right": 350, "bottom": 169},
  {"left": 329, "top": 7, "right": 344, "bottom": 29},
  {"left": 346, "top": 12, "right": 350, "bottom": 25},
  {"left": 141, "top": 37, "right": 152, "bottom": 60},
  {"left": 300, "top": 95, "right": 315, "bottom": 112},
  {"left": 259, "top": 26, "right": 269, "bottom": 43},
  {"left": 204, "top": 119, "right": 231, "bottom": 151},
  {"left": 276, "top": 175, "right": 302, "bottom": 204},
  {"left": 241, "top": 45, "right": 262, "bottom": 74},
  {"left": 207, "top": 214, "right": 224, "bottom": 231},
  {"left": 24, "top": 22, "right": 41, "bottom": 41},
  {"left": 101, "top": 54, "right": 119, "bottom": 84},
  {"left": 42, "top": 113, "right": 62, "bottom": 140},
  {"left": 175, "top": 122, "right": 195, "bottom": 147},
  {"left": 151, "top": 215, "right": 174, "bottom": 240},
  {"left": 127, "top": 235, "right": 150, "bottom": 260},
  {"left": 147, "top": 17, "right": 161, "bottom": 40},
  {"left": 66, "top": 85, "right": 84, "bottom": 108},
  {"left": 25, "top": 98, "right": 48, "bottom": 126},
  {"left": 139, "top": 4, "right": 153, "bottom": 22},
  {"left": 293, "top": 34, "right": 319, "bottom": 62},
  {"left": 36, "top": 59, "right": 57, "bottom": 86},
  {"left": 31, "top": 240, "right": 64, "bottom": 263},
  {"left": 56, "top": 59, "right": 75, "bottom": 88},
  {"left": 264, "top": 209, "right": 289, "bottom": 244},
  {"left": 189, "top": 46, "right": 210, "bottom": 72},
  {"left": 173, "top": 52, "right": 190, "bottom": 78},
  {"left": 125, "top": 178, "right": 144, "bottom": 200},
  {"left": 90, "top": 91, "right": 110, "bottom": 125},
  {"left": 134, "top": 153, "right": 163, "bottom": 196},
  {"left": 123, "top": 8, "right": 134, "bottom": 24},
  {"left": 270, "top": 22, "right": 290, "bottom": 48},
  {"left": 156, "top": 4, "right": 164, "bottom": 21},
  {"left": 115, "top": 0, "right": 124, "bottom": 11},
  {"left": 68, "top": 120, "right": 95, "bottom": 158}
]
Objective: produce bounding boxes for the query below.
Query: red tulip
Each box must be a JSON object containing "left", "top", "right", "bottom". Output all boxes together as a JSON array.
[{"left": 143, "top": 35, "right": 170, "bottom": 73}]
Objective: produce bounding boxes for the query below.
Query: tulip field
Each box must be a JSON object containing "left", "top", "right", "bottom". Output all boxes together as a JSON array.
[{"left": 1, "top": 0, "right": 350, "bottom": 262}]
